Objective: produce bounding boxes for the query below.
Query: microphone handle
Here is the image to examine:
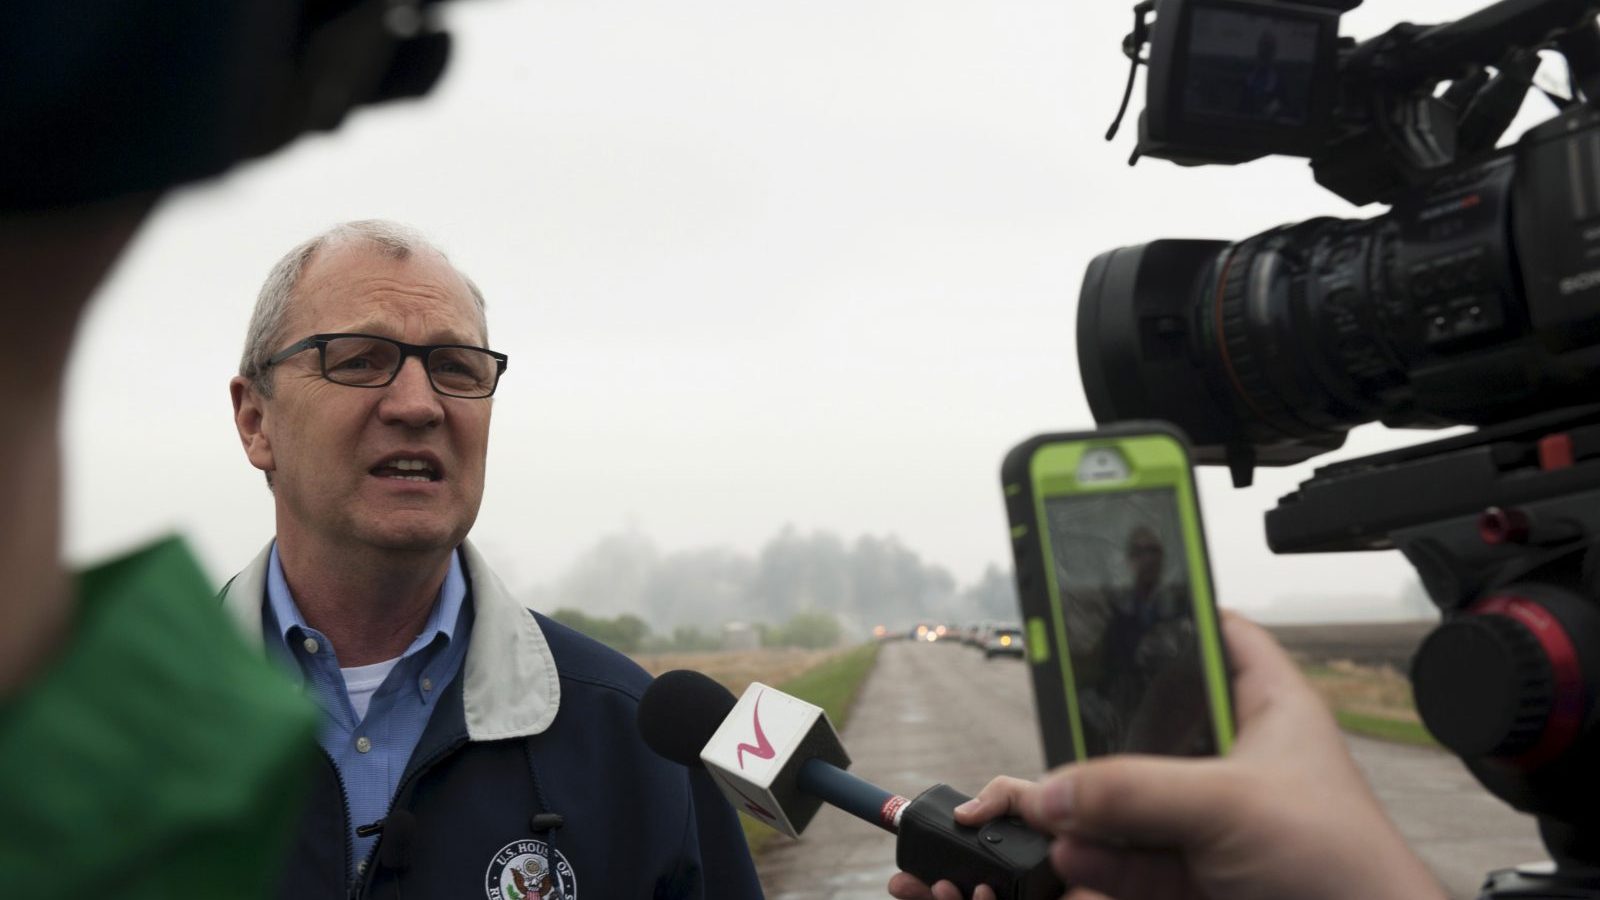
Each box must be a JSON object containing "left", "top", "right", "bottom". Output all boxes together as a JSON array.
[
  {"left": 795, "top": 758, "right": 909, "bottom": 834},
  {"left": 793, "top": 760, "right": 1064, "bottom": 898},
  {"left": 897, "top": 784, "right": 1065, "bottom": 900}
]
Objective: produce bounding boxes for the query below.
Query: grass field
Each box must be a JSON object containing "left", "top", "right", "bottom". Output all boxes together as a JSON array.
[
  {"left": 1333, "top": 708, "right": 1436, "bottom": 745},
  {"left": 738, "top": 642, "right": 882, "bottom": 853},
  {"left": 1299, "top": 659, "right": 1439, "bottom": 748},
  {"left": 1269, "top": 621, "right": 1441, "bottom": 747},
  {"left": 632, "top": 642, "right": 885, "bottom": 855},
  {"left": 768, "top": 642, "right": 882, "bottom": 727},
  {"left": 632, "top": 647, "right": 839, "bottom": 696}
]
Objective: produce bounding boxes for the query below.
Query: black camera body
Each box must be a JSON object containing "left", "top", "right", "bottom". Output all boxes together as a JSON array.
[
  {"left": 1083, "top": 101, "right": 1600, "bottom": 482},
  {"left": 1081, "top": 0, "right": 1600, "bottom": 892}
]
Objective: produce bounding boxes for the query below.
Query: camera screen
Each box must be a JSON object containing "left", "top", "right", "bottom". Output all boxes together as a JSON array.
[
  {"left": 1183, "top": 7, "right": 1321, "bottom": 127},
  {"left": 1042, "top": 488, "right": 1215, "bottom": 757}
]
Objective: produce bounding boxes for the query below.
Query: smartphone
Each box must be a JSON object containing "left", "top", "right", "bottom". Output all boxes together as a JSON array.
[{"left": 1001, "top": 422, "right": 1234, "bottom": 767}]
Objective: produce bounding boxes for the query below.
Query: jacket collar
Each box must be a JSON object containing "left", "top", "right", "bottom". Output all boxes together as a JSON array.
[{"left": 221, "top": 539, "right": 560, "bottom": 741}]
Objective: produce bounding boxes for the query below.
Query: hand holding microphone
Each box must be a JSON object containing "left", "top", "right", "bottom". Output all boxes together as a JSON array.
[
  {"left": 636, "top": 670, "right": 1064, "bottom": 899},
  {"left": 891, "top": 615, "right": 1450, "bottom": 900}
]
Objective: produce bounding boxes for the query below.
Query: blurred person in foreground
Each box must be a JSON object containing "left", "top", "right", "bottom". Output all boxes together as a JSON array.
[
  {"left": 886, "top": 613, "right": 1448, "bottom": 900},
  {"left": 0, "top": 198, "right": 322, "bottom": 900},
  {"left": 222, "top": 220, "right": 761, "bottom": 898},
  {"left": 3, "top": 3, "right": 545, "bottom": 899},
  {"left": 0, "top": 1, "right": 429, "bottom": 894}
]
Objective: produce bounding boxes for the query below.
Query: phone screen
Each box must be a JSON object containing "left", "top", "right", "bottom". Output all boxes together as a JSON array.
[{"left": 1042, "top": 487, "right": 1216, "bottom": 757}]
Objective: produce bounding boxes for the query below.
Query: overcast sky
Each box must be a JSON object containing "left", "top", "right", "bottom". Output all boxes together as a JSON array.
[{"left": 64, "top": 0, "right": 1544, "bottom": 621}]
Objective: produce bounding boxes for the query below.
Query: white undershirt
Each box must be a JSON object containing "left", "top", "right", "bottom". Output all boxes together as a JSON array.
[{"left": 341, "top": 656, "right": 402, "bottom": 721}]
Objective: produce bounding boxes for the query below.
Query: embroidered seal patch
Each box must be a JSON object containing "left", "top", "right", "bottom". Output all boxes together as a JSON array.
[{"left": 484, "top": 839, "right": 577, "bottom": 900}]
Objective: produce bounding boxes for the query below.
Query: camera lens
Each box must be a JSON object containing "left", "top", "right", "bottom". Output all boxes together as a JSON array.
[
  {"left": 1074, "top": 150, "right": 1593, "bottom": 484},
  {"left": 1076, "top": 230, "right": 1365, "bottom": 480}
]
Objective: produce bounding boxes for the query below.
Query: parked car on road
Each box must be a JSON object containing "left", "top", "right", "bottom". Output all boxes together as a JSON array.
[{"left": 984, "top": 625, "right": 1025, "bottom": 660}]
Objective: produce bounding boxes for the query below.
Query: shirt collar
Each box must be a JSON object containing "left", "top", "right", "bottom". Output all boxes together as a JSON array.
[{"left": 265, "top": 542, "right": 468, "bottom": 662}]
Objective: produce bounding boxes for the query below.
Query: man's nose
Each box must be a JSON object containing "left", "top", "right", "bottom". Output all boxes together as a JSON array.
[{"left": 377, "top": 356, "right": 444, "bottom": 427}]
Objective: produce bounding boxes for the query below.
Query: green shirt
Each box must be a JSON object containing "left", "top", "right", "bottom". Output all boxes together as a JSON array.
[{"left": 0, "top": 537, "right": 317, "bottom": 899}]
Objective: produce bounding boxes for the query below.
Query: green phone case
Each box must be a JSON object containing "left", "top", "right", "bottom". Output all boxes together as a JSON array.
[{"left": 1001, "top": 421, "right": 1234, "bottom": 766}]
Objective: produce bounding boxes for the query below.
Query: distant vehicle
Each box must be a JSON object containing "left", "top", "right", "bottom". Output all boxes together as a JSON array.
[
  {"left": 872, "top": 624, "right": 889, "bottom": 640},
  {"left": 970, "top": 621, "right": 998, "bottom": 649},
  {"left": 984, "top": 626, "right": 1025, "bottom": 660}
]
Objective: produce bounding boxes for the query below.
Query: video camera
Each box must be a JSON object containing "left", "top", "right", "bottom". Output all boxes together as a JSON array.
[{"left": 1078, "top": 1, "right": 1600, "bottom": 895}]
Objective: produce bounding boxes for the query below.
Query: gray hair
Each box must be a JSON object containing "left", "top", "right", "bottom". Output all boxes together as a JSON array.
[{"left": 238, "top": 219, "right": 488, "bottom": 397}]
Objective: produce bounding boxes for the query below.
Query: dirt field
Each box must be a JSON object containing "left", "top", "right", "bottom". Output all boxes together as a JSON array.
[
  {"left": 630, "top": 647, "right": 841, "bottom": 695},
  {"left": 1267, "top": 620, "right": 1433, "bottom": 669},
  {"left": 1304, "top": 659, "right": 1421, "bottom": 722},
  {"left": 1268, "top": 621, "right": 1434, "bottom": 723}
]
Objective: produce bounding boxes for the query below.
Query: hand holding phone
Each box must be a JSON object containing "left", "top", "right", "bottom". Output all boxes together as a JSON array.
[
  {"left": 888, "top": 423, "right": 1446, "bottom": 900},
  {"left": 1001, "top": 422, "right": 1234, "bottom": 765}
]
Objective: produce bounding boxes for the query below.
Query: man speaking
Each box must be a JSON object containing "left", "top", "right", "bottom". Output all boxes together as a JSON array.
[{"left": 224, "top": 220, "right": 762, "bottom": 899}]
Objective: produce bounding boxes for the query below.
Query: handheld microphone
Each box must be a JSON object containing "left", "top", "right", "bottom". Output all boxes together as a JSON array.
[{"left": 637, "top": 670, "right": 1064, "bottom": 899}]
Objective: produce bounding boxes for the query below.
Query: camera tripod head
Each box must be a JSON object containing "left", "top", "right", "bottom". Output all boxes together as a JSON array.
[{"left": 1268, "top": 408, "right": 1600, "bottom": 880}]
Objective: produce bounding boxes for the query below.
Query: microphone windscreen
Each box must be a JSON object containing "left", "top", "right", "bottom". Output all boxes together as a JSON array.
[{"left": 637, "top": 669, "right": 739, "bottom": 768}]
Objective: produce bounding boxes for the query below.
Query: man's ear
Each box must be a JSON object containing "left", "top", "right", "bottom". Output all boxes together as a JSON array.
[{"left": 230, "top": 376, "right": 275, "bottom": 476}]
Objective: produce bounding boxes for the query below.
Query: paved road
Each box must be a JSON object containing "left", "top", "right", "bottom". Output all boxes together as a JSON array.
[
  {"left": 1350, "top": 734, "right": 1544, "bottom": 899},
  {"left": 756, "top": 638, "right": 1546, "bottom": 900}
]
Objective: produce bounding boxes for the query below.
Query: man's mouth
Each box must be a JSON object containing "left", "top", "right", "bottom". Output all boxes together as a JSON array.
[{"left": 370, "top": 458, "right": 442, "bottom": 483}]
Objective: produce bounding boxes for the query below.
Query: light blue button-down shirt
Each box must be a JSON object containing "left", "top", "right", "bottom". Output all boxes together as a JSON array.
[{"left": 262, "top": 543, "right": 472, "bottom": 876}]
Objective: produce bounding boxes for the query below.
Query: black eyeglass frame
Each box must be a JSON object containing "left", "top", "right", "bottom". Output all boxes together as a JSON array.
[{"left": 261, "top": 332, "right": 510, "bottom": 399}]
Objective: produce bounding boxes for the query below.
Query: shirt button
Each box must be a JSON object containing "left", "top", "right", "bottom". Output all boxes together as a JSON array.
[
  {"left": 356, "top": 736, "right": 372, "bottom": 754},
  {"left": 421, "top": 677, "right": 434, "bottom": 692},
  {"left": 302, "top": 636, "right": 320, "bottom": 655}
]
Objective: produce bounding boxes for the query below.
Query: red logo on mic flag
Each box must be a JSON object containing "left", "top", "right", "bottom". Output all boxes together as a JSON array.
[{"left": 737, "top": 690, "right": 777, "bottom": 770}]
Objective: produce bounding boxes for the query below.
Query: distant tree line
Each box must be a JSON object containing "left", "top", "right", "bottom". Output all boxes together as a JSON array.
[
  {"left": 546, "top": 609, "right": 652, "bottom": 652},
  {"left": 548, "top": 607, "right": 846, "bottom": 654},
  {"left": 759, "top": 610, "right": 843, "bottom": 649},
  {"left": 530, "top": 525, "right": 1019, "bottom": 640}
]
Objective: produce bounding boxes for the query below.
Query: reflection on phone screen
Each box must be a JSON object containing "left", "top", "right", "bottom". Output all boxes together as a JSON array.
[{"left": 1044, "top": 488, "right": 1215, "bottom": 757}]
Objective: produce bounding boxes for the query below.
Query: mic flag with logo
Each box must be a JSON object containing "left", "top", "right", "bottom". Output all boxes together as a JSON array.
[{"left": 695, "top": 680, "right": 850, "bottom": 838}]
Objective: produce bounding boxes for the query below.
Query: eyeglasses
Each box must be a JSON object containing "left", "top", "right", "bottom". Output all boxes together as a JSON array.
[{"left": 262, "top": 333, "right": 509, "bottom": 399}]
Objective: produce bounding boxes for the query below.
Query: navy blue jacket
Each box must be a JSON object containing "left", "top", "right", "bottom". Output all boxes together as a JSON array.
[
  {"left": 222, "top": 541, "right": 763, "bottom": 900},
  {"left": 275, "top": 614, "right": 762, "bottom": 899}
]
